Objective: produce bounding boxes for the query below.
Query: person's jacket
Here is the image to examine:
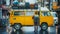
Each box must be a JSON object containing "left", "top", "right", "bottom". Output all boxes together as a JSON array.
[{"left": 32, "top": 15, "right": 39, "bottom": 23}]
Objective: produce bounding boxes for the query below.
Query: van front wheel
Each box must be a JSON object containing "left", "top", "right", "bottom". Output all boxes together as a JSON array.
[
  {"left": 41, "top": 23, "right": 48, "bottom": 31},
  {"left": 13, "top": 24, "right": 22, "bottom": 30}
]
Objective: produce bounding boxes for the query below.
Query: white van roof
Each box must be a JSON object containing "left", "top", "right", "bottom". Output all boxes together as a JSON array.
[{"left": 40, "top": 7, "right": 49, "bottom": 11}]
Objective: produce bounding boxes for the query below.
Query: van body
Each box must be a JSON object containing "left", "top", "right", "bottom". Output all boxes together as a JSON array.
[
  {"left": 9, "top": 7, "right": 54, "bottom": 30},
  {"left": 10, "top": 10, "right": 53, "bottom": 26}
]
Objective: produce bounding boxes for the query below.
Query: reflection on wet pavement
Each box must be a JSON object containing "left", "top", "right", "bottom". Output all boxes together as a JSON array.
[
  {"left": 11, "top": 26, "right": 57, "bottom": 34},
  {"left": 49, "top": 26, "right": 56, "bottom": 34},
  {"left": 0, "top": 26, "right": 57, "bottom": 34},
  {"left": 11, "top": 29, "right": 23, "bottom": 34},
  {"left": 0, "top": 28, "right": 8, "bottom": 34},
  {"left": 39, "top": 30, "right": 48, "bottom": 34}
]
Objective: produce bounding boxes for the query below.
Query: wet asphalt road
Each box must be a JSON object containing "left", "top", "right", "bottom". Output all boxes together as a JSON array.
[
  {"left": 58, "top": 25, "right": 60, "bottom": 34},
  {"left": 0, "top": 28, "right": 8, "bottom": 34},
  {"left": 0, "top": 26, "right": 57, "bottom": 34},
  {"left": 11, "top": 26, "right": 56, "bottom": 34}
]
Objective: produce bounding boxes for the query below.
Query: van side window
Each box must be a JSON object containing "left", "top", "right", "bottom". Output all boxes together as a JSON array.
[
  {"left": 42, "top": 12, "right": 51, "bottom": 16},
  {"left": 25, "top": 11, "right": 34, "bottom": 16},
  {"left": 42, "top": 12, "right": 47, "bottom": 16},
  {"left": 48, "top": 12, "right": 51, "bottom": 16},
  {"left": 14, "top": 11, "right": 25, "bottom": 16}
]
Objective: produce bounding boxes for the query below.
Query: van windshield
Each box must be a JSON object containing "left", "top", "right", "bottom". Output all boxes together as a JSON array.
[
  {"left": 14, "top": 11, "right": 25, "bottom": 16},
  {"left": 42, "top": 11, "right": 51, "bottom": 16}
]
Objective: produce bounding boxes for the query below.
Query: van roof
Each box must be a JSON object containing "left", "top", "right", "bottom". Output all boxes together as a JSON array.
[{"left": 40, "top": 7, "right": 49, "bottom": 11}]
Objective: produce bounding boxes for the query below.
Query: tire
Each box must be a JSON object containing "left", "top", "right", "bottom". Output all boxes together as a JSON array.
[
  {"left": 41, "top": 23, "right": 48, "bottom": 31},
  {"left": 13, "top": 24, "right": 22, "bottom": 30}
]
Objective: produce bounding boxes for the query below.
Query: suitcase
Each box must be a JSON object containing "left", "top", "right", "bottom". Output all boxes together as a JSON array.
[
  {"left": 30, "top": 4, "right": 34, "bottom": 9},
  {"left": 34, "top": 4, "right": 38, "bottom": 9},
  {"left": 25, "top": 2, "right": 30, "bottom": 9}
]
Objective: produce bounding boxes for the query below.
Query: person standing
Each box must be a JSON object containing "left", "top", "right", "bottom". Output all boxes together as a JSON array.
[{"left": 32, "top": 11, "right": 40, "bottom": 34}]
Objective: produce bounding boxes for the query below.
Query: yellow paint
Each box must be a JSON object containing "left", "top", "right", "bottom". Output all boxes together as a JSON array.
[{"left": 9, "top": 10, "right": 54, "bottom": 26}]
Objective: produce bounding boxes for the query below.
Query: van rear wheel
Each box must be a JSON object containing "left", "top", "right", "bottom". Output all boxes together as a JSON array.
[
  {"left": 13, "top": 24, "right": 22, "bottom": 30},
  {"left": 41, "top": 23, "right": 48, "bottom": 31}
]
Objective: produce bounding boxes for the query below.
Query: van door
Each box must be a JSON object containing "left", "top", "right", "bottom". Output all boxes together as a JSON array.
[{"left": 25, "top": 11, "right": 34, "bottom": 25}]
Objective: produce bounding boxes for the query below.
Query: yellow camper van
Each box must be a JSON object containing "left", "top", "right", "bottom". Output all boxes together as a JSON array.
[{"left": 9, "top": 7, "right": 54, "bottom": 30}]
